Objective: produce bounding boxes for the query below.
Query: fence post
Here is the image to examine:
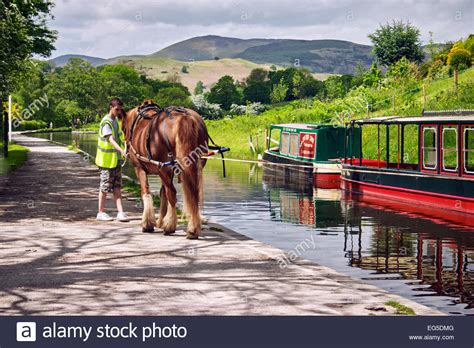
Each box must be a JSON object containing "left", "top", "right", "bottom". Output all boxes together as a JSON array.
[
  {"left": 8, "top": 95, "right": 12, "bottom": 142},
  {"left": 248, "top": 135, "right": 255, "bottom": 152},
  {"left": 422, "top": 84, "right": 426, "bottom": 110},
  {"left": 265, "top": 128, "right": 269, "bottom": 149},
  {"left": 454, "top": 69, "right": 458, "bottom": 93},
  {"left": 3, "top": 102, "right": 8, "bottom": 158}
]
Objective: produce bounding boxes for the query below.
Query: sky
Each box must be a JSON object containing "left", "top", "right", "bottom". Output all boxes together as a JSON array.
[{"left": 49, "top": 0, "right": 474, "bottom": 59}]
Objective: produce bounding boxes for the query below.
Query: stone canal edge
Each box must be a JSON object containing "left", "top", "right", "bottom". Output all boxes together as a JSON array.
[{"left": 0, "top": 135, "right": 441, "bottom": 315}]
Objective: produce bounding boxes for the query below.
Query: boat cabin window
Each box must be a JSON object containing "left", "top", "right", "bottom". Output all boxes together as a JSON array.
[
  {"left": 464, "top": 127, "right": 474, "bottom": 174},
  {"left": 280, "top": 132, "right": 290, "bottom": 155},
  {"left": 422, "top": 126, "right": 437, "bottom": 170},
  {"left": 442, "top": 126, "right": 458, "bottom": 172},
  {"left": 289, "top": 133, "right": 299, "bottom": 156}
]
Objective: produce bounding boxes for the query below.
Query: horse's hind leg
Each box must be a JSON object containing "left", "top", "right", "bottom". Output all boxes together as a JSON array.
[
  {"left": 161, "top": 172, "right": 177, "bottom": 235},
  {"left": 156, "top": 185, "right": 168, "bottom": 229},
  {"left": 182, "top": 162, "right": 202, "bottom": 239},
  {"left": 135, "top": 167, "right": 156, "bottom": 232}
]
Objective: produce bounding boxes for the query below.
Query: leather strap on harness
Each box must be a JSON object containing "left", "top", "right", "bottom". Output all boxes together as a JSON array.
[{"left": 127, "top": 104, "right": 186, "bottom": 169}]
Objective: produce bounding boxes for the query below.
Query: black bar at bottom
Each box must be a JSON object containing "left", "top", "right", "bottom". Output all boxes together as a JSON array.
[{"left": 2, "top": 316, "right": 472, "bottom": 348}]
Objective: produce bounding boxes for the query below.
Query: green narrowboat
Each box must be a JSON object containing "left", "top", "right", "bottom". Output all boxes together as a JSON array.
[{"left": 263, "top": 123, "right": 360, "bottom": 188}]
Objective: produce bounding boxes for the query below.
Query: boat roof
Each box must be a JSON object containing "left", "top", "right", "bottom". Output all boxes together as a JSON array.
[
  {"left": 271, "top": 123, "right": 343, "bottom": 130},
  {"left": 354, "top": 110, "right": 474, "bottom": 125}
]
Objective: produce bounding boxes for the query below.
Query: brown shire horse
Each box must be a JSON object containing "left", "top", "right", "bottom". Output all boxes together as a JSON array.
[{"left": 121, "top": 100, "right": 208, "bottom": 239}]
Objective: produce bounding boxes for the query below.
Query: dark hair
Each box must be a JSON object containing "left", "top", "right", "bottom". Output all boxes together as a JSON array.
[{"left": 109, "top": 97, "right": 124, "bottom": 110}]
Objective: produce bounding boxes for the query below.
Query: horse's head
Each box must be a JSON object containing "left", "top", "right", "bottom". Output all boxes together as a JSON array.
[{"left": 121, "top": 99, "right": 161, "bottom": 142}]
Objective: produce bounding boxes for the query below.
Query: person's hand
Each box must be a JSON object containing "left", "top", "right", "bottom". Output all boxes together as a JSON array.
[{"left": 121, "top": 149, "right": 128, "bottom": 158}]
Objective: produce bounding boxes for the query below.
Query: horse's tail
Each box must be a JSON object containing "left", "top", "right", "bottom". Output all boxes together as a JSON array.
[{"left": 175, "top": 113, "right": 207, "bottom": 234}]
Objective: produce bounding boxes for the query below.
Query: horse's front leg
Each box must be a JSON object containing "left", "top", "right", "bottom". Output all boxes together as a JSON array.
[{"left": 135, "top": 167, "right": 156, "bottom": 232}]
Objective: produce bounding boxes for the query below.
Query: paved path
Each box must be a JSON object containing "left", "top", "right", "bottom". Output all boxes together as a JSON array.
[{"left": 0, "top": 135, "right": 441, "bottom": 315}]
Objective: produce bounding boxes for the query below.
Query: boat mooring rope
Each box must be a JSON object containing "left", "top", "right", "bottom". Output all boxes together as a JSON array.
[{"left": 203, "top": 156, "right": 318, "bottom": 169}]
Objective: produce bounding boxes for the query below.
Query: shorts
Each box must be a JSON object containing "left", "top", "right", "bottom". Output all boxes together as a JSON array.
[{"left": 99, "top": 164, "right": 122, "bottom": 193}]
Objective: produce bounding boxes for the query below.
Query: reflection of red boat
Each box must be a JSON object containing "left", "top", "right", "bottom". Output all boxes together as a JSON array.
[
  {"left": 340, "top": 199, "right": 474, "bottom": 311},
  {"left": 342, "top": 111, "right": 474, "bottom": 224},
  {"left": 342, "top": 189, "right": 474, "bottom": 229}
]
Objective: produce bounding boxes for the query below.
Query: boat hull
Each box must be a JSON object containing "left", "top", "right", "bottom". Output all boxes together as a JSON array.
[
  {"left": 263, "top": 150, "right": 340, "bottom": 189},
  {"left": 341, "top": 165, "right": 474, "bottom": 226}
]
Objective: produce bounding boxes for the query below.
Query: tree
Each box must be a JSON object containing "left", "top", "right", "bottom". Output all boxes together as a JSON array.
[
  {"left": 46, "top": 58, "right": 106, "bottom": 124},
  {"left": 207, "top": 75, "right": 241, "bottom": 110},
  {"left": 386, "top": 57, "right": 419, "bottom": 82},
  {"left": 194, "top": 81, "right": 204, "bottom": 95},
  {"left": 144, "top": 77, "right": 190, "bottom": 96},
  {"left": 0, "top": 0, "right": 56, "bottom": 155},
  {"left": 447, "top": 47, "right": 472, "bottom": 71},
  {"left": 155, "top": 87, "right": 194, "bottom": 108},
  {"left": 324, "top": 74, "right": 357, "bottom": 99},
  {"left": 368, "top": 20, "right": 424, "bottom": 67},
  {"left": 243, "top": 81, "right": 271, "bottom": 104},
  {"left": 0, "top": 0, "right": 56, "bottom": 95},
  {"left": 99, "top": 64, "right": 152, "bottom": 107},
  {"left": 246, "top": 68, "right": 268, "bottom": 84},
  {"left": 181, "top": 65, "right": 189, "bottom": 74},
  {"left": 362, "top": 62, "right": 383, "bottom": 87},
  {"left": 270, "top": 79, "right": 289, "bottom": 104}
]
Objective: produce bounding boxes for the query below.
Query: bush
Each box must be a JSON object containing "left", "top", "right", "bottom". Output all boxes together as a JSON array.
[
  {"left": 447, "top": 47, "right": 472, "bottom": 70},
  {"left": 428, "top": 59, "right": 449, "bottom": 80},
  {"left": 155, "top": 87, "right": 194, "bottom": 108},
  {"left": 230, "top": 102, "right": 266, "bottom": 116},
  {"left": 229, "top": 104, "right": 247, "bottom": 115},
  {"left": 17, "top": 120, "right": 48, "bottom": 130},
  {"left": 191, "top": 95, "right": 223, "bottom": 120}
]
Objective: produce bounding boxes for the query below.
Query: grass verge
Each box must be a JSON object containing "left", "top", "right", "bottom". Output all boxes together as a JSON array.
[
  {"left": 0, "top": 143, "right": 29, "bottom": 175},
  {"left": 385, "top": 301, "right": 416, "bottom": 315}
]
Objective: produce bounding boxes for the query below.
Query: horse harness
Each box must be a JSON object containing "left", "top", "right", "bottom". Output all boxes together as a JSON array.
[
  {"left": 127, "top": 104, "right": 186, "bottom": 169},
  {"left": 126, "top": 103, "right": 230, "bottom": 177}
]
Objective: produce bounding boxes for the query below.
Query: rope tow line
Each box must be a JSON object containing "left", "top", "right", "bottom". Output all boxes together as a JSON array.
[{"left": 202, "top": 156, "right": 342, "bottom": 170}]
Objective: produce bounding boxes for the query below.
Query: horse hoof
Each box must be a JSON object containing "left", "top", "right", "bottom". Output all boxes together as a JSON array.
[
  {"left": 186, "top": 232, "right": 199, "bottom": 240},
  {"left": 163, "top": 230, "right": 176, "bottom": 236},
  {"left": 142, "top": 227, "right": 155, "bottom": 233}
]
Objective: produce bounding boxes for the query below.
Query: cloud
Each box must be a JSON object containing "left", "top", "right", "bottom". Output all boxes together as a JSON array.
[{"left": 49, "top": 0, "right": 474, "bottom": 58}]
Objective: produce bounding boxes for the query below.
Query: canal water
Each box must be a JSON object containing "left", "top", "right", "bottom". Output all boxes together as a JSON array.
[{"left": 33, "top": 132, "right": 474, "bottom": 315}]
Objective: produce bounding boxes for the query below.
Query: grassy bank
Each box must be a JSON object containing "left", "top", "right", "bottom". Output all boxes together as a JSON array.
[
  {"left": 0, "top": 143, "right": 29, "bottom": 175},
  {"left": 208, "top": 68, "right": 474, "bottom": 160}
]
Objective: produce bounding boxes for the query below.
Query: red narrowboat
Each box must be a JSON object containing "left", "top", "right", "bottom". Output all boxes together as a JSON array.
[{"left": 341, "top": 110, "right": 474, "bottom": 226}]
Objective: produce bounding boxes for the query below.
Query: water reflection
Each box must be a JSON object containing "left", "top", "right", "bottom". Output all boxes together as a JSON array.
[
  {"left": 262, "top": 169, "right": 474, "bottom": 313},
  {"left": 31, "top": 132, "right": 474, "bottom": 314}
]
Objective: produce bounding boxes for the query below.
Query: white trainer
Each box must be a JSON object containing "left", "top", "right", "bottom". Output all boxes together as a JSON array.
[
  {"left": 116, "top": 212, "right": 130, "bottom": 222},
  {"left": 96, "top": 212, "right": 113, "bottom": 221}
]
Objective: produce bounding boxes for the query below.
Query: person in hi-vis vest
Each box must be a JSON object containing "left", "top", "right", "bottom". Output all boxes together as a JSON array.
[{"left": 95, "top": 98, "right": 129, "bottom": 222}]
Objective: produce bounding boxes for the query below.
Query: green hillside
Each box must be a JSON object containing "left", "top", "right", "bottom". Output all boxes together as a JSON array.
[
  {"left": 110, "top": 56, "right": 331, "bottom": 92},
  {"left": 206, "top": 68, "right": 474, "bottom": 159}
]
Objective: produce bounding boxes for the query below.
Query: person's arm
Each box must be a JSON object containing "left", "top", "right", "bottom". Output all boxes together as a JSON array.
[{"left": 108, "top": 135, "right": 127, "bottom": 157}]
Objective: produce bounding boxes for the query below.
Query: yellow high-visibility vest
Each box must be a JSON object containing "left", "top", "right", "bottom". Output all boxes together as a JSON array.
[{"left": 95, "top": 115, "right": 125, "bottom": 169}]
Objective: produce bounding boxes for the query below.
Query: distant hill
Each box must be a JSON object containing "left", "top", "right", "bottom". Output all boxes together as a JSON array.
[
  {"left": 236, "top": 39, "right": 373, "bottom": 74},
  {"left": 152, "top": 35, "right": 373, "bottom": 74},
  {"left": 49, "top": 54, "right": 106, "bottom": 67},
  {"left": 152, "top": 35, "right": 278, "bottom": 61}
]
